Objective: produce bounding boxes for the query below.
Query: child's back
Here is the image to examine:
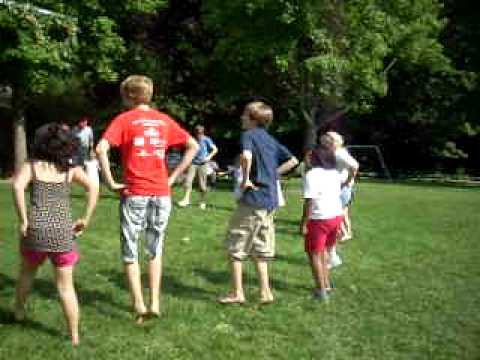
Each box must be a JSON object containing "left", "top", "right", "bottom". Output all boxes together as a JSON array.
[
  {"left": 24, "top": 161, "right": 74, "bottom": 252},
  {"left": 304, "top": 167, "right": 343, "bottom": 220},
  {"left": 219, "top": 101, "right": 298, "bottom": 305},
  {"left": 240, "top": 127, "right": 292, "bottom": 210},
  {"left": 12, "top": 122, "right": 98, "bottom": 346}
]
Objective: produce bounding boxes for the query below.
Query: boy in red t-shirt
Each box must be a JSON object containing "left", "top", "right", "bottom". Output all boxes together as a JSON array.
[{"left": 96, "top": 75, "right": 198, "bottom": 322}]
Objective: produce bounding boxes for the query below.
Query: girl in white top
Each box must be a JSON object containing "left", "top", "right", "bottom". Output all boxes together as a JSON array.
[{"left": 301, "top": 147, "right": 344, "bottom": 301}]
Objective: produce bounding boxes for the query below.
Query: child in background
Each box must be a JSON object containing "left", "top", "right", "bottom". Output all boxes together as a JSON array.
[
  {"left": 12, "top": 123, "right": 99, "bottom": 345},
  {"left": 73, "top": 117, "right": 100, "bottom": 188},
  {"left": 300, "top": 146, "right": 343, "bottom": 301},
  {"left": 178, "top": 125, "right": 218, "bottom": 209},
  {"left": 219, "top": 101, "right": 298, "bottom": 304},
  {"left": 320, "top": 132, "right": 359, "bottom": 271}
]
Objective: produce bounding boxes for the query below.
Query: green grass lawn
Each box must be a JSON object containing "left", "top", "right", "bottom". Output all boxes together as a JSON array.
[{"left": 0, "top": 180, "right": 479, "bottom": 359}]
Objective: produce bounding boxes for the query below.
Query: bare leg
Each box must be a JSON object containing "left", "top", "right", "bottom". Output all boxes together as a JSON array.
[
  {"left": 198, "top": 169, "right": 208, "bottom": 209},
  {"left": 199, "top": 190, "right": 208, "bottom": 209},
  {"left": 343, "top": 207, "right": 352, "bottom": 239},
  {"left": 199, "top": 189, "right": 207, "bottom": 203},
  {"left": 218, "top": 259, "right": 245, "bottom": 303},
  {"left": 179, "top": 167, "right": 195, "bottom": 206},
  {"left": 254, "top": 258, "right": 273, "bottom": 303},
  {"left": 15, "top": 259, "right": 39, "bottom": 321},
  {"left": 308, "top": 253, "right": 325, "bottom": 289},
  {"left": 340, "top": 208, "right": 352, "bottom": 241},
  {"left": 320, "top": 250, "right": 331, "bottom": 290},
  {"left": 308, "top": 252, "right": 330, "bottom": 301},
  {"left": 179, "top": 188, "right": 192, "bottom": 206},
  {"left": 55, "top": 266, "right": 79, "bottom": 346},
  {"left": 148, "top": 255, "right": 162, "bottom": 315},
  {"left": 124, "top": 262, "right": 147, "bottom": 322}
]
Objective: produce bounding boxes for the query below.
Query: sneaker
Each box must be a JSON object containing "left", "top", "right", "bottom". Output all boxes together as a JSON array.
[
  {"left": 328, "top": 251, "right": 342, "bottom": 269},
  {"left": 313, "top": 288, "right": 329, "bottom": 302},
  {"left": 199, "top": 203, "right": 207, "bottom": 210},
  {"left": 177, "top": 199, "right": 190, "bottom": 207},
  {"left": 340, "top": 234, "right": 352, "bottom": 243}
]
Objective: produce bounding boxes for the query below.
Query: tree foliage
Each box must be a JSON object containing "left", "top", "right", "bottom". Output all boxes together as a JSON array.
[
  {"left": 202, "top": 0, "right": 452, "bottom": 112},
  {"left": 1, "top": 0, "right": 479, "bottom": 174}
]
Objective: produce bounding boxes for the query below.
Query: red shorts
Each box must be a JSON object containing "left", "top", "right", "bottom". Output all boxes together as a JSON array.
[
  {"left": 21, "top": 248, "right": 79, "bottom": 268},
  {"left": 305, "top": 216, "right": 343, "bottom": 253}
]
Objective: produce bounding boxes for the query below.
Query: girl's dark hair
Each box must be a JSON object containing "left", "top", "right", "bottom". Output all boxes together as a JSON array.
[
  {"left": 32, "top": 122, "right": 79, "bottom": 172},
  {"left": 311, "top": 145, "right": 336, "bottom": 170}
]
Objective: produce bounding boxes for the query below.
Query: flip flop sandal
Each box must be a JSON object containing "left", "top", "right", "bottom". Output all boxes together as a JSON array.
[{"left": 217, "top": 295, "right": 246, "bottom": 305}]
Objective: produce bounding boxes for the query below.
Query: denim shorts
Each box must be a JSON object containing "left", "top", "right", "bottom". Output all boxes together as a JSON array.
[
  {"left": 340, "top": 185, "right": 355, "bottom": 208},
  {"left": 120, "top": 196, "right": 171, "bottom": 262}
]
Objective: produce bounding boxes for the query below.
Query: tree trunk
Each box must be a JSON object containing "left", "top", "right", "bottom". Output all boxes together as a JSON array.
[
  {"left": 302, "top": 105, "right": 318, "bottom": 151},
  {"left": 13, "top": 110, "right": 28, "bottom": 174},
  {"left": 302, "top": 99, "right": 345, "bottom": 151}
]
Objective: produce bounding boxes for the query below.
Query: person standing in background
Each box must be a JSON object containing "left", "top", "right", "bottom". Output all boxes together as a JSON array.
[
  {"left": 73, "top": 117, "right": 99, "bottom": 187},
  {"left": 178, "top": 125, "right": 218, "bottom": 210}
]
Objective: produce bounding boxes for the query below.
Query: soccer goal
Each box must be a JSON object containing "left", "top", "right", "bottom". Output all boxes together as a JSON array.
[{"left": 346, "top": 145, "right": 392, "bottom": 180}]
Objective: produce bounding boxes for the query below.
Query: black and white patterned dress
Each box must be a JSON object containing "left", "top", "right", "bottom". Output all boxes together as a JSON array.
[{"left": 23, "top": 164, "right": 74, "bottom": 253}]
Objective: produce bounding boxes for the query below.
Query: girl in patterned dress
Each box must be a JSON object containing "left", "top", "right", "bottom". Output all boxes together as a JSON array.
[{"left": 12, "top": 123, "right": 99, "bottom": 346}]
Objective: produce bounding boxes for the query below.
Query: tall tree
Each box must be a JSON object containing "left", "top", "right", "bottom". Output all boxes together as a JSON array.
[
  {"left": 202, "top": 0, "right": 453, "bottom": 149},
  {"left": 0, "top": 0, "right": 168, "bottom": 171},
  {"left": 0, "top": 1, "right": 78, "bottom": 171}
]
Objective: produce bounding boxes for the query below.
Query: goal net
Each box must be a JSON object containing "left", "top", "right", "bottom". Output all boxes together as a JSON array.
[{"left": 346, "top": 145, "right": 392, "bottom": 180}]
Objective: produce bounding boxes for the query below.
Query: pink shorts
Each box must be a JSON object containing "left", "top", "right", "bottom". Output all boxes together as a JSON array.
[
  {"left": 21, "top": 248, "right": 79, "bottom": 268},
  {"left": 305, "top": 216, "right": 343, "bottom": 253}
]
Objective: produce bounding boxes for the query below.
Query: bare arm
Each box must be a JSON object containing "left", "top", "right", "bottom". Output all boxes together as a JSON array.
[
  {"left": 300, "top": 198, "right": 312, "bottom": 235},
  {"left": 240, "top": 150, "right": 256, "bottom": 190},
  {"left": 168, "top": 137, "right": 199, "bottom": 187},
  {"left": 205, "top": 143, "right": 218, "bottom": 162},
  {"left": 337, "top": 149, "right": 359, "bottom": 187},
  {"left": 72, "top": 166, "right": 99, "bottom": 225},
  {"left": 71, "top": 166, "right": 99, "bottom": 234},
  {"left": 12, "top": 162, "right": 32, "bottom": 237},
  {"left": 277, "top": 156, "right": 299, "bottom": 176},
  {"left": 343, "top": 166, "right": 358, "bottom": 187},
  {"left": 95, "top": 139, "right": 125, "bottom": 190}
]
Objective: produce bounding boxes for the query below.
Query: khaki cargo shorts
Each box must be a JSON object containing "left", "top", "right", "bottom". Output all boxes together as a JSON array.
[
  {"left": 225, "top": 202, "right": 275, "bottom": 260},
  {"left": 184, "top": 164, "right": 209, "bottom": 192}
]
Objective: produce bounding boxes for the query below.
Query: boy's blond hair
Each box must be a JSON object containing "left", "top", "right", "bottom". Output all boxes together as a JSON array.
[
  {"left": 245, "top": 101, "right": 273, "bottom": 126},
  {"left": 326, "top": 131, "right": 344, "bottom": 148},
  {"left": 120, "top": 75, "right": 154, "bottom": 105}
]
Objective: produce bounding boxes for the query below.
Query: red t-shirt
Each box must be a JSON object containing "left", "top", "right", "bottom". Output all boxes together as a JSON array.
[{"left": 102, "top": 108, "right": 190, "bottom": 196}]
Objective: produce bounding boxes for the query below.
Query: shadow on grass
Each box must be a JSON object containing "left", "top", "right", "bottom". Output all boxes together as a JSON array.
[
  {"left": 0, "top": 272, "right": 129, "bottom": 314},
  {"left": 0, "top": 306, "right": 63, "bottom": 337},
  {"left": 210, "top": 204, "right": 235, "bottom": 212},
  {"left": 194, "top": 267, "right": 307, "bottom": 293},
  {"left": 193, "top": 268, "right": 230, "bottom": 286},
  {"left": 163, "top": 274, "right": 215, "bottom": 300},
  {"left": 275, "top": 218, "right": 299, "bottom": 227},
  {"left": 0, "top": 272, "right": 16, "bottom": 290},
  {"left": 99, "top": 269, "right": 215, "bottom": 301},
  {"left": 275, "top": 253, "right": 306, "bottom": 267},
  {"left": 273, "top": 217, "right": 302, "bottom": 236}
]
